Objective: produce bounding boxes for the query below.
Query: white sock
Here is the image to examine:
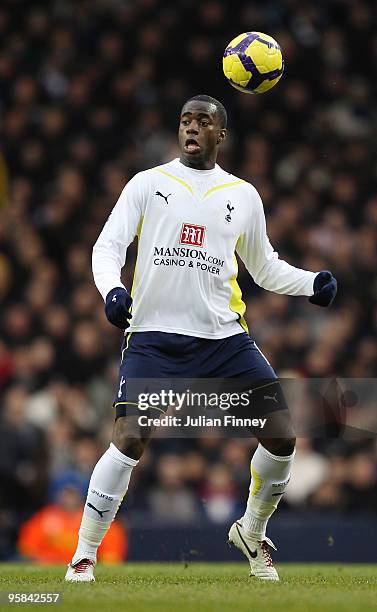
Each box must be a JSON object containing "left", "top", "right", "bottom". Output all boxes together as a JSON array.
[
  {"left": 72, "top": 443, "right": 138, "bottom": 564},
  {"left": 242, "top": 443, "right": 295, "bottom": 540}
]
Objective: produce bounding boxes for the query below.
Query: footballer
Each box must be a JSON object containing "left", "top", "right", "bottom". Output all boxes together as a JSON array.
[{"left": 65, "top": 95, "right": 337, "bottom": 583}]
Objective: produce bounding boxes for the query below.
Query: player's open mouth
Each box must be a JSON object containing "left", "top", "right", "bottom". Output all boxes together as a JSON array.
[{"left": 184, "top": 138, "right": 201, "bottom": 154}]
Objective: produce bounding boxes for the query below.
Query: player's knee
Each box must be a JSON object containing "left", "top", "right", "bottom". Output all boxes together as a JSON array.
[
  {"left": 112, "top": 416, "right": 148, "bottom": 460},
  {"left": 119, "top": 436, "right": 146, "bottom": 460},
  {"left": 112, "top": 429, "right": 146, "bottom": 460},
  {"left": 262, "top": 437, "right": 296, "bottom": 456}
]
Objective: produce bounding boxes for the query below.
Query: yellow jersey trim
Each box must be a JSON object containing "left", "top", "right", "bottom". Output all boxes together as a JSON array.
[
  {"left": 130, "top": 215, "right": 144, "bottom": 318},
  {"left": 154, "top": 168, "right": 194, "bottom": 196},
  {"left": 136, "top": 215, "right": 144, "bottom": 239},
  {"left": 229, "top": 252, "right": 248, "bottom": 334},
  {"left": 203, "top": 180, "right": 245, "bottom": 199}
]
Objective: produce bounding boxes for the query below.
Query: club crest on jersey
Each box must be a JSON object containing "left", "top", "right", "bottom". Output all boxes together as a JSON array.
[
  {"left": 179, "top": 223, "right": 205, "bottom": 247},
  {"left": 225, "top": 200, "right": 234, "bottom": 223}
]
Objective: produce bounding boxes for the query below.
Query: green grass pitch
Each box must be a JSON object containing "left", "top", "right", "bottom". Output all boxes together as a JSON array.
[{"left": 0, "top": 563, "right": 376, "bottom": 612}]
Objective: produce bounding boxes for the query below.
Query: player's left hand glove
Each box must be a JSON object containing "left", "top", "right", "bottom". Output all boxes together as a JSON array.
[
  {"left": 105, "top": 287, "right": 133, "bottom": 329},
  {"left": 309, "top": 270, "right": 337, "bottom": 307}
]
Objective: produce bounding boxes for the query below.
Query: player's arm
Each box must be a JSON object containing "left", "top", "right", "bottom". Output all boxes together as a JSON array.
[
  {"left": 236, "top": 186, "right": 337, "bottom": 305},
  {"left": 92, "top": 174, "right": 144, "bottom": 328}
]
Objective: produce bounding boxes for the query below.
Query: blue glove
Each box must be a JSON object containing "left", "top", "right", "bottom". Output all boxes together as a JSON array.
[
  {"left": 105, "top": 287, "right": 133, "bottom": 329},
  {"left": 309, "top": 271, "right": 337, "bottom": 307}
]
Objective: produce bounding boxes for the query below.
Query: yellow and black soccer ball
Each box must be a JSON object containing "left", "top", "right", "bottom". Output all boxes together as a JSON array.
[{"left": 223, "top": 32, "right": 284, "bottom": 94}]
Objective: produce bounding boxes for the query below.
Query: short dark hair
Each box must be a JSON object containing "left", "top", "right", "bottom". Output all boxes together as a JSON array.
[{"left": 183, "top": 94, "right": 227, "bottom": 129}]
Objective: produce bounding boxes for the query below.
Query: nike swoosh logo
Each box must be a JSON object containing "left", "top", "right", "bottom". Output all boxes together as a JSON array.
[{"left": 235, "top": 522, "right": 257, "bottom": 558}]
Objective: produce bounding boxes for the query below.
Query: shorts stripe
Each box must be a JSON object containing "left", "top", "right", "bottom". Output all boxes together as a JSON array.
[
  {"left": 253, "top": 342, "right": 271, "bottom": 366},
  {"left": 121, "top": 332, "right": 132, "bottom": 362},
  {"left": 113, "top": 400, "right": 166, "bottom": 414},
  {"left": 251, "top": 380, "right": 279, "bottom": 392}
]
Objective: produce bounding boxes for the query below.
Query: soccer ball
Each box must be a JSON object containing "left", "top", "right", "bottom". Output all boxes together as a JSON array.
[{"left": 223, "top": 32, "right": 284, "bottom": 94}]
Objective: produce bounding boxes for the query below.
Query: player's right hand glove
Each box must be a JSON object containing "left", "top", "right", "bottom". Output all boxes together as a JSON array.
[
  {"left": 309, "top": 270, "right": 337, "bottom": 307},
  {"left": 104, "top": 287, "right": 133, "bottom": 329}
]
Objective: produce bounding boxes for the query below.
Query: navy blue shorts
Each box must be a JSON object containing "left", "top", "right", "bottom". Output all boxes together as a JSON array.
[{"left": 113, "top": 331, "right": 287, "bottom": 420}]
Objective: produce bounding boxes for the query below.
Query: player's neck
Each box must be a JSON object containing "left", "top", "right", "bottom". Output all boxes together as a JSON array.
[{"left": 179, "top": 156, "right": 216, "bottom": 171}]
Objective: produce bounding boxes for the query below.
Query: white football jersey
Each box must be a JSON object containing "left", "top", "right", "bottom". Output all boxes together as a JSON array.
[{"left": 92, "top": 158, "right": 316, "bottom": 339}]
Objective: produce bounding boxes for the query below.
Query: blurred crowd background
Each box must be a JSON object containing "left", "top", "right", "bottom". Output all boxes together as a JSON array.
[{"left": 1, "top": 0, "right": 377, "bottom": 562}]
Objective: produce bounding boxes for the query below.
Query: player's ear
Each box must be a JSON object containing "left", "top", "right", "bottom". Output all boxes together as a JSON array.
[{"left": 217, "top": 129, "right": 227, "bottom": 145}]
